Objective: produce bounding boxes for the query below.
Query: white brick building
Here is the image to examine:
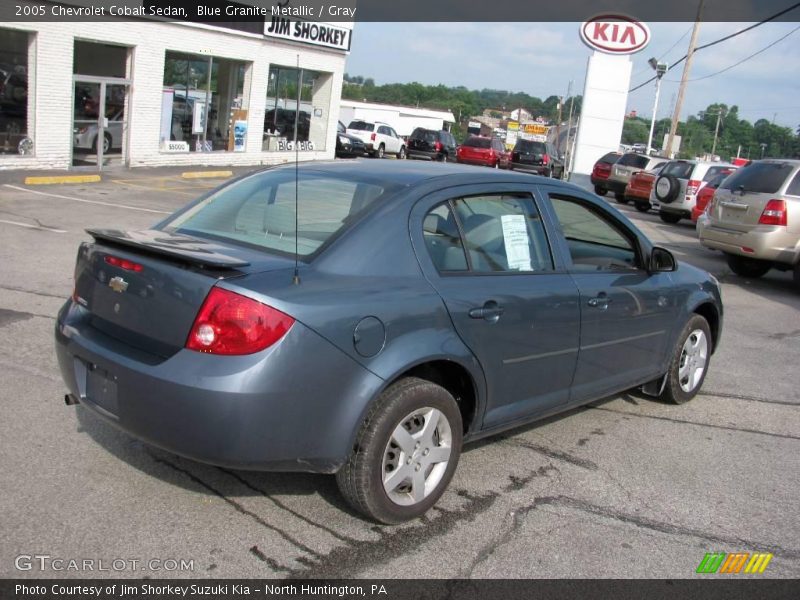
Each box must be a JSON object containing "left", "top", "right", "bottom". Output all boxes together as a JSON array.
[{"left": 0, "top": 15, "right": 352, "bottom": 170}]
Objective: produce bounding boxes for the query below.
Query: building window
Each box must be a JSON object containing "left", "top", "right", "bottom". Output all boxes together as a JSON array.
[
  {"left": 161, "top": 52, "right": 248, "bottom": 152},
  {"left": 263, "top": 65, "right": 331, "bottom": 152},
  {"left": 0, "top": 28, "right": 31, "bottom": 156}
]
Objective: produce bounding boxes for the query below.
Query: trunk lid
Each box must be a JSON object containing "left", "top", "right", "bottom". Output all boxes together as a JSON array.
[
  {"left": 458, "top": 145, "right": 492, "bottom": 160},
  {"left": 73, "top": 229, "right": 295, "bottom": 357}
]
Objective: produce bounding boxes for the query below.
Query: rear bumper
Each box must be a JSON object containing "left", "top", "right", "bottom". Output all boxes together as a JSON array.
[
  {"left": 511, "top": 162, "right": 549, "bottom": 174},
  {"left": 54, "top": 300, "right": 383, "bottom": 472},
  {"left": 604, "top": 179, "right": 627, "bottom": 194},
  {"left": 458, "top": 156, "right": 495, "bottom": 167},
  {"left": 660, "top": 196, "right": 695, "bottom": 216},
  {"left": 407, "top": 149, "right": 438, "bottom": 160},
  {"left": 590, "top": 176, "right": 609, "bottom": 187},
  {"left": 697, "top": 221, "right": 800, "bottom": 265},
  {"left": 625, "top": 188, "right": 651, "bottom": 203}
]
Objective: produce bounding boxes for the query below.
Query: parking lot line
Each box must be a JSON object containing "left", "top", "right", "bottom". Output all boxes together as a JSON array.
[
  {"left": 24, "top": 174, "right": 101, "bottom": 185},
  {"left": 0, "top": 218, "right": 66, "bottom": 233},
  {"left": 3, "top": 184, "right": 171, "bottom": 214},
  {"left": 181, "top": 170, "right": 233, "bottom": 179},
  {"left": 109, "top": 179, "right": 201, "bottom": 196}
]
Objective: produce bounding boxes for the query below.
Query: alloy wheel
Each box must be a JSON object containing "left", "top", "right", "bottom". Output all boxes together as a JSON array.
[{"left": 678, "top": 329, "right": 708, "bottom": 393}]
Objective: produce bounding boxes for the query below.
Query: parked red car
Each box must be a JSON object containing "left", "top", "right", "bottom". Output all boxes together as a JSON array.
[
  {"left": 691, "top": 169, "right": 736, "bottom": 223},
  {"left": 591, "top": 151, "right": 622, "bottom": 196},
  {"left": 456, "top": 136, "right": 505, "bottom": 168}
]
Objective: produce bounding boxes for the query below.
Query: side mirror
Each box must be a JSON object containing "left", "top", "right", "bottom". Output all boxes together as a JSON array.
[{"left": 650, "top": 246, "right": 677, "bottom": 272}]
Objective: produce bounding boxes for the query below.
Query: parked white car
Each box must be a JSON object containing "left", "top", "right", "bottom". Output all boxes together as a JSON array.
[
  {"left": 651, "top": 159, "right": 736, "bottom": 223},
  {"left": 345, "top": 120, "right": 405, "bottom": 159}
]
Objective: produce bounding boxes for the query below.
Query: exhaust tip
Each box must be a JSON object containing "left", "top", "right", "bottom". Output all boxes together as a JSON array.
[{"left": 64, "top": 393, "right": 80, "bottom": 406}]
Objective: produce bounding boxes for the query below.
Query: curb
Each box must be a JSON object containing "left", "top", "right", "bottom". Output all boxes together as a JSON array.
[
  {"left": 24, "top": 175, "right": 102, "bottom": 185},
  {"left": 181, "top": 170, "right": 233, "bottom": 179}
]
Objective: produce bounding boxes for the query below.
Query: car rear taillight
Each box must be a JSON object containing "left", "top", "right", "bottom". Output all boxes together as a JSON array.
[
  {"left": 104, "top": 255, "right": 144, "bottom": 272},
  {"left": 186, "top": 287, "right": 294, "bottom": 355},
  {"left": 434, "top": 141, "right": 442, "bottom": 152},
  {"left": 370, "top": 133, "right": 376, "bottom": 141},
  {"left": 686, "top": 179, "right": 701, "bottom": 196},
  {"left": 758, "top": 199, "right": 788, "bottom": 226},
  {"left": 542, "top": 154, "right": 550, "bottom": 165}
]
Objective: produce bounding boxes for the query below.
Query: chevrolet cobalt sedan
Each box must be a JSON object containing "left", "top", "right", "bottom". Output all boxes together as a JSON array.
[{"left": 55, "top": 161, "right": 723, "bottom": 523}]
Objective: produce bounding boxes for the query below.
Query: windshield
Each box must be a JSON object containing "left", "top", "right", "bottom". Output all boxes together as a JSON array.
[
  {"left": 347, "top": 121, "right": 374, "bottom": 132},
  {"left": 721, "top": 162, "right": 794, "bottom": 194},
  {"left": 163, "top": 170, "right": 395, "bottom": 257}
]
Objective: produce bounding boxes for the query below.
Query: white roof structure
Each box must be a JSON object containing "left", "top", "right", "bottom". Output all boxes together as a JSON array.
[{"left": 339, "top": 100, "right": 455, "bottom": 136}]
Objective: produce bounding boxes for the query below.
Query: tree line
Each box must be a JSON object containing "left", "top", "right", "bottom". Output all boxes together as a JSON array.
[{"left": 344, "top": 74, "right": 799, "bottom": 159}]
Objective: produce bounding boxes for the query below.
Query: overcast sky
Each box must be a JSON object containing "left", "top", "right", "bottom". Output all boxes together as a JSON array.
[{"left": 345, "top": 22, "right": 800, "bottom": 129}]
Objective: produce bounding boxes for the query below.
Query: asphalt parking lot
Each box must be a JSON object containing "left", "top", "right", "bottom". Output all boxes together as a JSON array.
[{"left": 0, "top": 163, "right": 798, "bottom": 579}]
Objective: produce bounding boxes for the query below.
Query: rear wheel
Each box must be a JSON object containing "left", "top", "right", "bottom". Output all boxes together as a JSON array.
[
  {"left": 336, "top": 377, "right": 462, "bottom": 524},
  {"left": 376, "top": 144, "right": 385, "bottom": 159},
  {"left": 660, "top": 315, "right": 712, "bottom": 405},
  {"left": 594, "top": 185, "right": 607, "bottom": 196},
  {"left": 634, "top": 202, "right": 651, "bottom": 212},
  {"left": 614, "top": 192, "right": 625, "bottom": 202},
  {"left": 726, "top": 254, "right": 771, "bottom": 279},
  {"left": 793, "top": 263, "right": 800, "bottom": 289},
  {"left": 659, "top": 212, "right": 682, "bottom": 224},
  {"left": 440, "top": 153, "right": 448, "bottom": 163}
]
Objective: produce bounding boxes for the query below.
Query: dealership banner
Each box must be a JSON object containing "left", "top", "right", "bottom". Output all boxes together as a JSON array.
[
  {"left": 2, "top": 0, "right": 799, "bottom": 22},
  {"left": 2, "top": 580, "right": 799, "bottom": 600}
]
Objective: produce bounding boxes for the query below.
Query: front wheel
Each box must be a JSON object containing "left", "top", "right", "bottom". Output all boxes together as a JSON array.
[
  {"left": 397, "top": 146, "right": 406, "bottom": 159},
  {"left": 336, "top": 377, "right": 463, "bottom": 524},
  {"left": 660, "top": 315, "right": 712, "bottom": 404}
]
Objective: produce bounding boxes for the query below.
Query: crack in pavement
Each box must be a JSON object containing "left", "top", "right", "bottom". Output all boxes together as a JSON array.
[
  {"left": 147, "top": 453, "right": 323, "bottom": 561},
  {"left": 217, "top": 467, "right": 359, "bottom": 545},
  {"left": 499, "top": 439, "right": 598, "bottom": 471},
  {"left": 280, "top": 490, "right": 498, "bottom": 579},
  {"left": 588, "top": 406, "right": 800, "bottom": 441},
  {"left": 533, "top": 495, "right": 800, "bottom": 560},
  {"left": 0, "top": 284, "right": 68, "bottom": 300},
  {"left": 462, "top": 502, "right": 539, "bottom": 577},
  {"left": 700, "top": 390, "right": 798, "bottom": 407}
]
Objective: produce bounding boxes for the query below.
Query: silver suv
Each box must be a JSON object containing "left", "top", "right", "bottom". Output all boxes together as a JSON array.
[
  {"left": 653, "top": 160, "right": 736, "bottom": 224},
  {"left": 697, "top": 159, "right": 800, "bottom": 286},
  {"left": 606, "top": 152, "right": 667, "bottom": 203}
]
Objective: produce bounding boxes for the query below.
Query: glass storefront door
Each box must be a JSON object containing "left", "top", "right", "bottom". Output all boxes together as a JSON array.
[{"left": 72, "top": 79, "right": 129, "bottom": 168}]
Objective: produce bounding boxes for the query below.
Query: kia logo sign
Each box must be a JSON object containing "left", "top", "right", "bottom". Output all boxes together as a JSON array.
[{"left": 580, "top": 15, "right": 650, "bottom": 55}]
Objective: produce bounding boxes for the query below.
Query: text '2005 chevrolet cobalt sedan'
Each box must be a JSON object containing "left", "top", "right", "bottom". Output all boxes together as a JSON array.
[{"left": 55, "top": 161, "right": 723, "bottom": 523}]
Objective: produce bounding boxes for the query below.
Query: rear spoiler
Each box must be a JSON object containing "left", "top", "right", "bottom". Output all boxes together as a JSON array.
[{"left": 86, "top": 229, "right": 250, "bottom": 269}]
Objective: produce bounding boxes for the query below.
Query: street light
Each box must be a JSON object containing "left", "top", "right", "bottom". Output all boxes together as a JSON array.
[{"left": 646, "top": 58, "right": 668, "bottom": 155}]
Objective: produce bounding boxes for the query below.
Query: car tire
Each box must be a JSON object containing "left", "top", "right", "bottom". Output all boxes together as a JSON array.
[
  {"left": 793, "top": 262, "right": 800, "bottom": 289},
  {"left": 594, "top": 185, "right": 607, "bottom": 196},
  {"left": 726, "top": 254, "right": 771, "bottom": 279},
  {"left": 336, "top": 377, "right": 463, "bottom": 524},
  {"left": 397, "top": 146, "right": 406, "bottom": 160},
  {"left": 655, "top": 175, "right": 681, "bottom": 204},
  {"left": 659, "top": 212, "right": 682, "bottom": 224},
  {"left": 634, "top": 202, "right": 651, "bottom": 212},
  {"left": 614, "top": 192, "right": 625, "bottom": 203},
  {"left": 660, "top": 315, "right": 712, "bottom": 405},
  {"left": 440, "top": 153, "right": 448, "bottom": 163},
  {"left": 376, "top": 144, "right": 385, "bottom": 159}
]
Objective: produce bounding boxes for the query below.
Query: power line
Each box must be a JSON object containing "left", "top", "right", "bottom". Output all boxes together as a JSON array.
[
  {"left": 628, "top": 1, "right": 800, "bottom": 93},
  {"left": 631, "top": 25, "right": 693, "bottom": 78},
  {"left": 677, "top": 25, "right": 800, "bottom": 82}
]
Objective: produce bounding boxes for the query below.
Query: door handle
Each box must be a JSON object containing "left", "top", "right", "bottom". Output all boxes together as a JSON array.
[
  {"left": 587, "top": 293, "right": 612, "bottom": 310},
  {"left": 469, "top": 301, "right": 504, "bottom": 322}
]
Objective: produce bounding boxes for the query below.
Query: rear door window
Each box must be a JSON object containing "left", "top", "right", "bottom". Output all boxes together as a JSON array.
[
  {"left": 616, "top": 154, "right": 649, "bottom": 169},
  {"left": 423, "top": 203, "right": 468, "bottom": 272},
  {"left": 721, "top": 162, "right": 794, "bottom": 194}
]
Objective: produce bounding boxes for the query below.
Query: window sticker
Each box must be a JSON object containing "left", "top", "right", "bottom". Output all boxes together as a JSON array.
[{"left": 501, "top": 215, "right": 532, "bottom": 271}]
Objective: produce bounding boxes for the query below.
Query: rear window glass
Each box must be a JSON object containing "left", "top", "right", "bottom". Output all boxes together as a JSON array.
[
  {"left": 598, "top": 152, "right": 621, "bottom": 164},
  {"left": 412, "top": 129, "right": 436, "bottom": 142},
  {"left": 706, "top": 171, "right": 733, "bottom": 188},
  {"left": 515, "top": 140, "right": 546, "bottom": 153},
  {"left": 348, "top": 121, "right": 374, "bottom": 132},
  {"left": 787, "top": 172, "right": 800, "bottom": 196},
  {"left": 463, "top": 137, "right": 492, "bottom": 149},
  {"left": 617, "top": 154, "right": 650, "bottom": 169},
  {"left": 163, "top": 171, "right": 396, "bottom": 257},
  {"left": 721, "top": 162, "right": 794, "bottom": 194},
  {"left": 703, "top": 166, "right": 735, "bottom": 182},
  {"left": 661, "top": 161, "right": 695, "bottom": 179}
]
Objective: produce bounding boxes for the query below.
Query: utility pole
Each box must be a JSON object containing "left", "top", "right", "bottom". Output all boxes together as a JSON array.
[
  {"left": 666, "top": 0, "right": 705, "bottom": 158},
  {"left": 711, "top": 108, "right": 724, "bottom": 157}
]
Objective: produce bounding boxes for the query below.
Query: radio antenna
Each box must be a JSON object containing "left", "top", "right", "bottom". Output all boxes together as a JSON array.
[{"left": 292, "top": 53, "right": 301, "bottom": 285}]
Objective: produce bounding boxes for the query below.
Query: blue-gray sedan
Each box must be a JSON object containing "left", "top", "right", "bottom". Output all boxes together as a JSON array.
[{"left": 55, "top": 160, "right": 723, "bottom": 523}]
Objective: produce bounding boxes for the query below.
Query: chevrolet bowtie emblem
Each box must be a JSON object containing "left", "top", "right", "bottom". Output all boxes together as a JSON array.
[{"left": 109, "top": 276, "right": 128, "bottom": 293}]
